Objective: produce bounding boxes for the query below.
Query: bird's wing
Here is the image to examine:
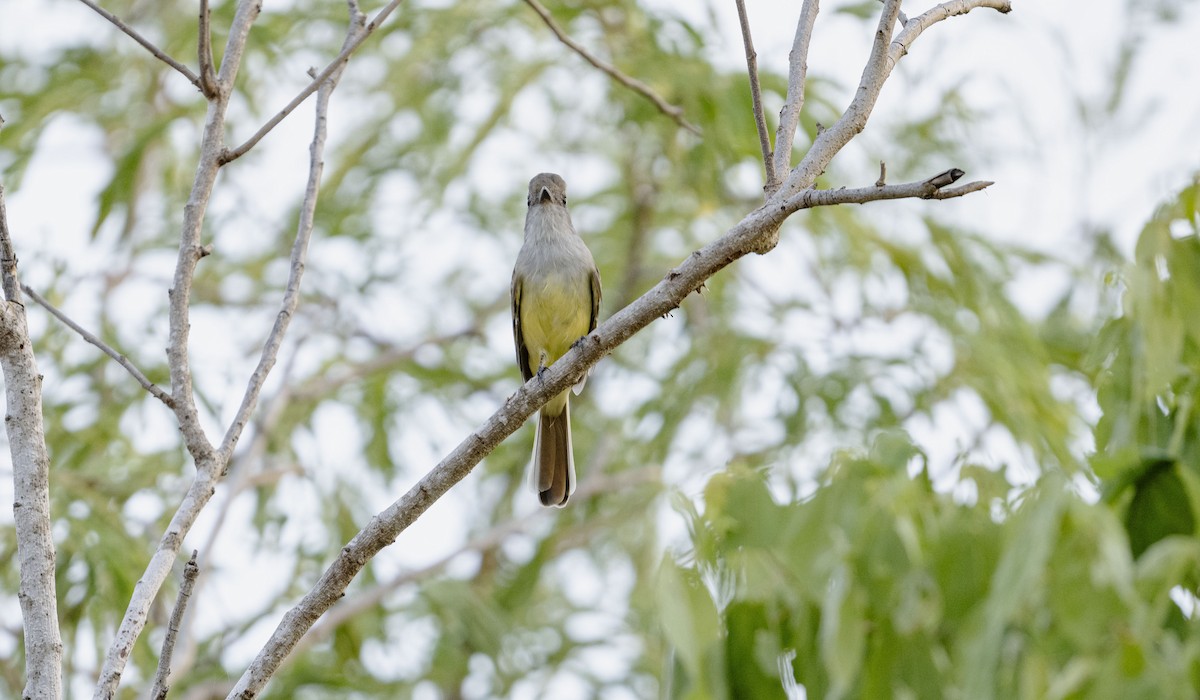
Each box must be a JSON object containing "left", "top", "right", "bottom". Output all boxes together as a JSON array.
[
  {"left": 588, "top": 265, "right": 602, "bottom": 334},
  {"left": 511, "top": 271, "right": 533, "bottom": 382}
]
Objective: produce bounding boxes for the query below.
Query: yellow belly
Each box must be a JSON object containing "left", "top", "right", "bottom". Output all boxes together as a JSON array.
[{"left": 520, "top": 273, "right": 592, "bottom": 371}]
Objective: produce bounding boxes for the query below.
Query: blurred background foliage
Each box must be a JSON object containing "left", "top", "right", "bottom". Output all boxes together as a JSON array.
[{"left": 0, "top": 0, "right": 1198, "bottom": 698}]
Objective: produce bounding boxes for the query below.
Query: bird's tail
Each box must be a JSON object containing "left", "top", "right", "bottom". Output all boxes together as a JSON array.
[{"left": 533, "top": 395, "right": 575, "bottom": 507}]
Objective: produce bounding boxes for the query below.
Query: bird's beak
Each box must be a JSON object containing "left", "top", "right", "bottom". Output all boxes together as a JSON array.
[{"left": 540, "top": 187, "right": 552, "bottom": 204}]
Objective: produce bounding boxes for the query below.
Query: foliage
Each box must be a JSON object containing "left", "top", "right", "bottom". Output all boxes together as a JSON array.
[{"left": 0, "top": 0, "right": 1197, "bottom": 698}]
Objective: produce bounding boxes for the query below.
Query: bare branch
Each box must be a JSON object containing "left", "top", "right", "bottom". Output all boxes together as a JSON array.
[
  {"left": 198, "top": 0, "right": 218, "bottom": 97},
  {"left": 784, "top": 170, "right": 991, "bottom": 209},
  {"left": 150, "top": 551, "right": 200, "bottom": 700},
  {"left": 781, "top": 0, "right": 1010, "bottom": 199},
  {"left": 782, "top": 0, "right": 901, "bottom": 198},
  {"left": 21, "top": 284, "right": 173, "bottom": 407},
  {"left": 521, "top": 0, "right": 700, "bottom": 136},
  {"left": 1, "top": 184, "right": 63, "bottom": 700},
  {"left": 217, "top": 2, "right": 366, "bottom": 465},
  {"left": 222, "top": 0, "right": 406, "bottom": 163},
  {"left": 771, "top": 0, "right": 819, "bottom": 193},
  {"left": 889, "top": 0, "right": 1012, "bottom": 66},
  {"left": 75, "top": 0, "right": 202, "bottom": 89},
  {"left": 94, "top": 2, "right": 265, "bottom": 696},
  {"left": 735, "top": 0, "right": 774, "bottom": 189}
]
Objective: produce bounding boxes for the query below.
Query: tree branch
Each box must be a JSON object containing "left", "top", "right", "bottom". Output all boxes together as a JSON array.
[
  {"left": 0, "top": 183, "right": 63, "bottom": 700},
  {"left": 21, "top": 283, "right": 173, "bottom": 407},
  {"left": 521, "top": 0, "right": 700, "bottom": 136},
  {"left": 93, "top": 2, "right": 265, "bottom": 697},
  {"left": 888, "top": 0, "right": 1012, "bottom": 66},
  {"left": 735, "top": 0, "right": 774, "bottom": 190},
  {"left": 771, "top": 0, "right": 819, "bottom": 193},
  {"left": 785, "top": 170, "right": 990, "bottom": 208},
  {"left": 150, "top": 551, "right": 200, "bottom": 700},
  {"left": 781, "top": 0, "right": 1010, "bottom": 199},
  {"left": 198, "top": 0, "right": 218, "bottom": 97},
  {"left": 221, "top": 0, "right": 406, "bottom": 164},
  {"left": 217, "top": 2, "right": 366, "bottom": 465},
  {"left": 75, "top": 0, "right": 202, "bottom": 90}
]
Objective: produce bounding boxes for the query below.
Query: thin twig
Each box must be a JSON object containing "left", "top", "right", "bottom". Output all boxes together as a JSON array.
[
  {"left": 927, "top": 179, "right": 993, "bottom": 199},
  {"left": 75, "top": 0, "right": 202, "bottom": 89},
  {"left": 784, "top": 171, "right": 991, "bottom": 209},
  {"left": 771, "top": 0, "right": 820, "bottom": 193},
  {"left": 198, "top": 0, "right": 218, "bottom": 97},
  {"left": 150, "top": 551, "right": 200, "bottom": 700},
  {"left": 217, "top": 1, "right": 366, "bottom": 464},
  {"left": 521, "top": 0, "right": 700, "bottom": 135},
  {"left": 888, "top": 0, "right": 1012, "bottom": 67},
  {"left": 222, "top": 0, "right": 406, "bottom": 163},
  {"left": 735, "top": 0, "right": 774, "bottom": 189},
  {"left": 21, "top": 284, "right": 174, "bottom": 407}
]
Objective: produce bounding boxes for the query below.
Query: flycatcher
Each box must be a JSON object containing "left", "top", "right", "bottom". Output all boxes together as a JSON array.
[{"left": 511, "top": 173, "right": 602, "bottom": 507}]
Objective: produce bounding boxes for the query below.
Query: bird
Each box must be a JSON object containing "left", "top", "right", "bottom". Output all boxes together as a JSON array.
[{"left": 510, "top": 173, "right": 602, "bottom": 507}]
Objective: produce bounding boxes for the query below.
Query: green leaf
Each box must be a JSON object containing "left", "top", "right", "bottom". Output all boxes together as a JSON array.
[{"left": 1126, "top": 461, "right": 1196, "bottom": 558}]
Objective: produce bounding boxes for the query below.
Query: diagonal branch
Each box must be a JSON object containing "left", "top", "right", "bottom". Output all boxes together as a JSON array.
[
  {"left": 21, "top": 284, "right": 173, "bottom": 407},
  {"left": 221, "top": 0, "right": 407, "bottom": 164},
  {"left": 771, "top": 0, "right": 819, "bottom": 193},
  {"left": 217, "top": 1, "right": 366, "bottom": 465},
  {"left": 1, "top": 183, "right": 63, "bottom": 700},
  {"left": 521, "top": 0, "right": 701, "bottom": 136},
  {"left": 735, "top": 0, "right": 775, "bottom": 189},
  {"left": 75, "top": 0, "right": 202, "bottom": 90}
]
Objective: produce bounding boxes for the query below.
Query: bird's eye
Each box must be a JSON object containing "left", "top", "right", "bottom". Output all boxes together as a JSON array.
[{"left": 562, "top": 196, "right": 567, "bottom": 205}]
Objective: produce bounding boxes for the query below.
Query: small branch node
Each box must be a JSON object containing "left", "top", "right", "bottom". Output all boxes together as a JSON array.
[{"left": 876, "top": 161, "right": 887, "bottom": 187}]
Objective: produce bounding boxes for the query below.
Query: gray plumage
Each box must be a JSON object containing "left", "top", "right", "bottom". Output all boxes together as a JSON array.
[{"left": 511, "top": 173, "right": 601, "bottom": 507}]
